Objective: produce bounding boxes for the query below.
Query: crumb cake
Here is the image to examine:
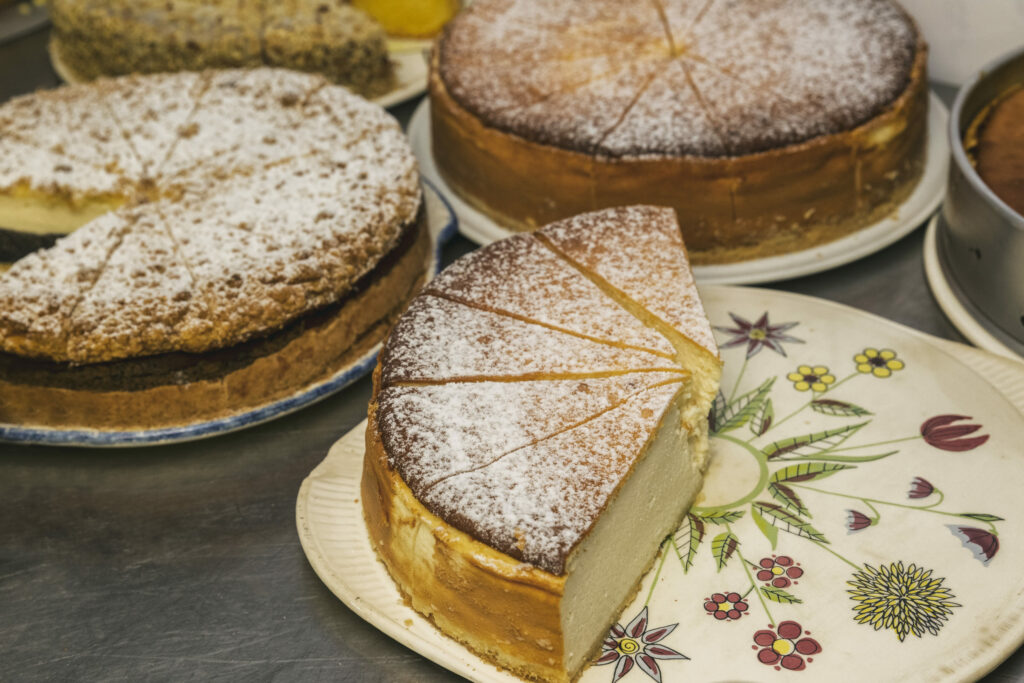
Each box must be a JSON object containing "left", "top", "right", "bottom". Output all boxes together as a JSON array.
[
  {"left": 965, "top": 84, "right": 1024, "bottom": 217},
  {"left": 362, "top": 206, "right": 722, "bottom": 682},
  {"left": 430, "top": 0, "right": 928, "bottom": 264},
  {"left": 0, "top": 68, "right": 424, "bottom": 430},
  {"left": 48, "top": 0, "right": 394, "bottom": 97}
]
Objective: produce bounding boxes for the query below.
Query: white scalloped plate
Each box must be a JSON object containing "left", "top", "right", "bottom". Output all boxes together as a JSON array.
[
  {"left": 298, "top": 285, "right": 1024, "bottom": 682},
  {"left": 48, "top": 38, "right": 427, "bottom": 110},
  {"left": 0, "top": 182, "right": 456, "bottom": 447},
  {"left": 409, "top": 94, "right": 949, "bottom": 285}
]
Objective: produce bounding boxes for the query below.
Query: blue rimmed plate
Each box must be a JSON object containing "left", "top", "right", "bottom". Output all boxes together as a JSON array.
[{"left": 0, "top": 181, "right": 457, "bottom": 447}]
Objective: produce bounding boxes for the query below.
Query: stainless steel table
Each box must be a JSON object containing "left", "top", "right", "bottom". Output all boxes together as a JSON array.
[{"left": 1, "top": 20, "right": 1020, "bottom": 683}]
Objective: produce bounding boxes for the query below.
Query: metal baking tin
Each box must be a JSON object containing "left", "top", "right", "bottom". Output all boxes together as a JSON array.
[{"left": 939, "top": 44, "right": 1024, "bottom": 346}]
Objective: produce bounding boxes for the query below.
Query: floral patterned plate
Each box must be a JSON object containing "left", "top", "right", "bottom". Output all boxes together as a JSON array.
[{"left": 296, "top": 285, "right": 1024, "bottom": 683}]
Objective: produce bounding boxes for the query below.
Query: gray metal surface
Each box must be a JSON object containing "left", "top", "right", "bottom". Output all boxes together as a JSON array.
[
  {"left": 0, "top": 25, "right": 1021, "bottom": 683},
  {"left": 941, "top": 44, "right": 1024, "bottom": 346}
]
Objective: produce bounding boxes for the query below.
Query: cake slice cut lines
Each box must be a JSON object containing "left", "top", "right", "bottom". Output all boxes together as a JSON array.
[
  {"left": 378, "top": 295, "right": 684, "bottom": 385},
  {"left": 99, "top": 70, "right": 212, "bottom": 181},
  {"left": 65, "top": 209, "right": 213, "bottom": 364},
  {"left": 0, "top": 136, "right": 126, "bottom": 206},
  {"left": 0, "top": 209, "right": 132, "bottom": 360},
  {"left": 378, "top": 372, "right": 684, "bottom": 491},
  {"left": 423, "top": 233, "right": 676, "bottom": 357},
  {"left": 538, "top": 206, "right": 717, "bottom": 357},
  {"left": 417, "top": 382, "right": 685, "bottom": 574}
]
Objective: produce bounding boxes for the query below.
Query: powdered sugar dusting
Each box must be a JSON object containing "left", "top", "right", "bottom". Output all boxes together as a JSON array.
[
  {"left": 419, "top": 383, "right": 683, "bottom": 573},
  {"left": 379, "top": 295, "right": 681, "bottom": 385},
  {"left": 66, "top": 209, "right": 213, "bottom": 363},
  {"left": 541, "top": 206, "right": 718, "bottom": 355},
  {"left": 441, "top": 0, "right": 918, "bottom": 157},
  {"left": 0, "top": 68, "right": 420, "bottom": 363},
  {"left": 0, "top": 210, "right": 131, "bottom": 359},
  {"left": 425, "top": 234, "right": 674, "bottom": 355},
  {"left": 379, "top": 373, "right": 682, "bottom": 491}
]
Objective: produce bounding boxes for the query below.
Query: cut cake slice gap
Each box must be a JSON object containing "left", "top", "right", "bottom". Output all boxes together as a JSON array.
[
  {"left": 378, "top": 294, "right": 684, "bottom": 386},
  {"left": 423, "top": 233, "right": 675, "bottom": 358},
  {"left": 377, "top": 372, "right": 685, "bottom": 492}
]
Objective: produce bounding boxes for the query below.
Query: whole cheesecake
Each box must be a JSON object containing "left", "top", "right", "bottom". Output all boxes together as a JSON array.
[
  {"left": 48, "top": 0, "right": 394, "bottom": 97},
  {"left": 0, "top": 68, "right": 424, "bottom": 430},
  {"left": 430, "top": 0, "right": 928, "bottom": 264},
  {"left": 362, "top": 206, "right": 722, "bottom": 682}
]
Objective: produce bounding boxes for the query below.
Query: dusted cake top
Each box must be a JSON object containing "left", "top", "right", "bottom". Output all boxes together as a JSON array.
[
  {"left": 438, "top": 0, "right": 920, "bottom": 157},
  {"left": 0, "top": 68, "right": 420, "bottom": 364},
  {"left": 377, "top": 206, "right": 720, "bottom": 573}
]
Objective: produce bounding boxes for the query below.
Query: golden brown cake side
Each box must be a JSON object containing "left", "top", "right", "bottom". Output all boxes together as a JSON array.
[
  {"left": 362, "top": 379, "right": 570, "bottom": 683},
  {"left": 430, "top": 46, "right": 928, "bottom": 263},
  {"left": 0, "top": 215, "right": 428, "bottom": 429}
]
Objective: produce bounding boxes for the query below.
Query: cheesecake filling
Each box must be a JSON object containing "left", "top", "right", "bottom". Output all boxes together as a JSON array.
[{"left": 561, "top": 386, "right": 705, "bottom": 674}]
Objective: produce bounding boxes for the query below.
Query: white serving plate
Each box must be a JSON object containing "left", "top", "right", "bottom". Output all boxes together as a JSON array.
[
  {"left": 409, "top": 94, "right": 949, "bottom": 285},
  {"left": 0, "top": 182, "right": 456, "bottom": 447},
  {"left": 298, "top": 285, "right": 1024, "bottom": 682},
  {"left": 49, "top": 38, "right": 427, "bottom": 110}
]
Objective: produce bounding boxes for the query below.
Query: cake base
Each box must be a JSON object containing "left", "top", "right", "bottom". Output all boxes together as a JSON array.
[{"left": 0, "top": 215, "right": 429, "bottom": 430}]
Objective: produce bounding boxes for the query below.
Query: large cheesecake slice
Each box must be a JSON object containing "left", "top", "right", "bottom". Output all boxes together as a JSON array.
[{"left": 362, "top": 206, "right": 721, "bottom": 682}]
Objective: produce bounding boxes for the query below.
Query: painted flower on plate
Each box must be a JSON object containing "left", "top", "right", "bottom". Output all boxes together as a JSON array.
[
  {"left": 853, "top": 348, "right": 905, "bottom": 378},
  {"left": 716, "top": 312, "right": 803, "bottom": 359},
  {"left": 907, "top": 477, "right": 934, "bottom": 499},
  {"left": 920, "top": 415, "right": 990, "bottom": 451},
  {"left": 846, "top": 510, "right": 875, "bottom": 532},
  {"left": 948, "top": 526, "right": 1000, "bottom": 566},
  {"left": 752, "top": 621, "right": 821, "bottom": 671},
  {"left": 755, "top": 556, "right": 804, "bottom": 588},
  {"left": 596, "top": 607, "right": 688, "bottom": 682},
  {"left": 787, "top": 365, "right": 835, "bottom": 392},
  {"left": 703, "top": 592, "right": 749, "bottom": 620},
  {"left": 847, "top": 562, "right": 960, "bottom": 641}
]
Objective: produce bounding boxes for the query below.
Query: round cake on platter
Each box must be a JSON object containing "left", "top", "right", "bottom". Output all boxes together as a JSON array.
[
  {"left": 362, "top": 206, "right": 722, "bottom": 682},
  {"left": 0, "top": 68, "right": 425, "bottom": 430},
  {"left": 48, "top": 0, "right": 395, "bottom": 97},
  {"left": 430, "top": 0, "right": 929, "bottom": 264}
]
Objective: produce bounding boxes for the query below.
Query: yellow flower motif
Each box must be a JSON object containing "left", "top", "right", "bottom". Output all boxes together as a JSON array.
[
  {"left": 787, "top": 365, "right": 836, "bottom": 392},
  {"left": 854, "top": 348, "right": 905, "bottom": 378}
]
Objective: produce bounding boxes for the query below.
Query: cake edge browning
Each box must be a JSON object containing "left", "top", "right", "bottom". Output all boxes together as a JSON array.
[
  {"left": 0, "top": 214, "right": 429, "bottom": 430},
  {"left": 429, "top": 35, "right": 929, "bottom": 264}
]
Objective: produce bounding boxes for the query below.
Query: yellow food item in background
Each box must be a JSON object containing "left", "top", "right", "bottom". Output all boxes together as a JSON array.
[{"left": 351, "top": 0, "right": 460, "bottom": 38}]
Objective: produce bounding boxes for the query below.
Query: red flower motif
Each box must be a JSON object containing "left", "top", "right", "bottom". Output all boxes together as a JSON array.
[
  {"left": 908, "top": 477, "right": 934, "bottom": 499},
  {"left": 755, "top": 556, "right": 804, "bottom": 588},
  {"left": 596, "top": 606, "right": 688, "bottom": 682},
  {"left": 846, "top": 509, "right": 874, "bottom": 532},
  {"left": 753, "top": 621, "right": 821, "bottom": 671},
  {"left": 948, "top": 526, "right": 1000, "bottom": 566},
  {"left": 921, "top": 415, "right": 989, "bottom": 451},
  {"left": 703, "top": 592, "right": 749, "bottom": 620}
]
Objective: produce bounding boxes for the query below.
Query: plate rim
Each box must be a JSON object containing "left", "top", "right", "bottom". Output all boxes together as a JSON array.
[
  {"left": 296, "top": 284, "right": 1024, "bottom": 683},
  {"left": 408, "top": 93, "right": 949, "bottom": 285},
  {"left": 0, "top": 181, "right": 457, "bottom": 448},
  {"left": 923, "top": 215, "right": 1024, "bottom": 363}
]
